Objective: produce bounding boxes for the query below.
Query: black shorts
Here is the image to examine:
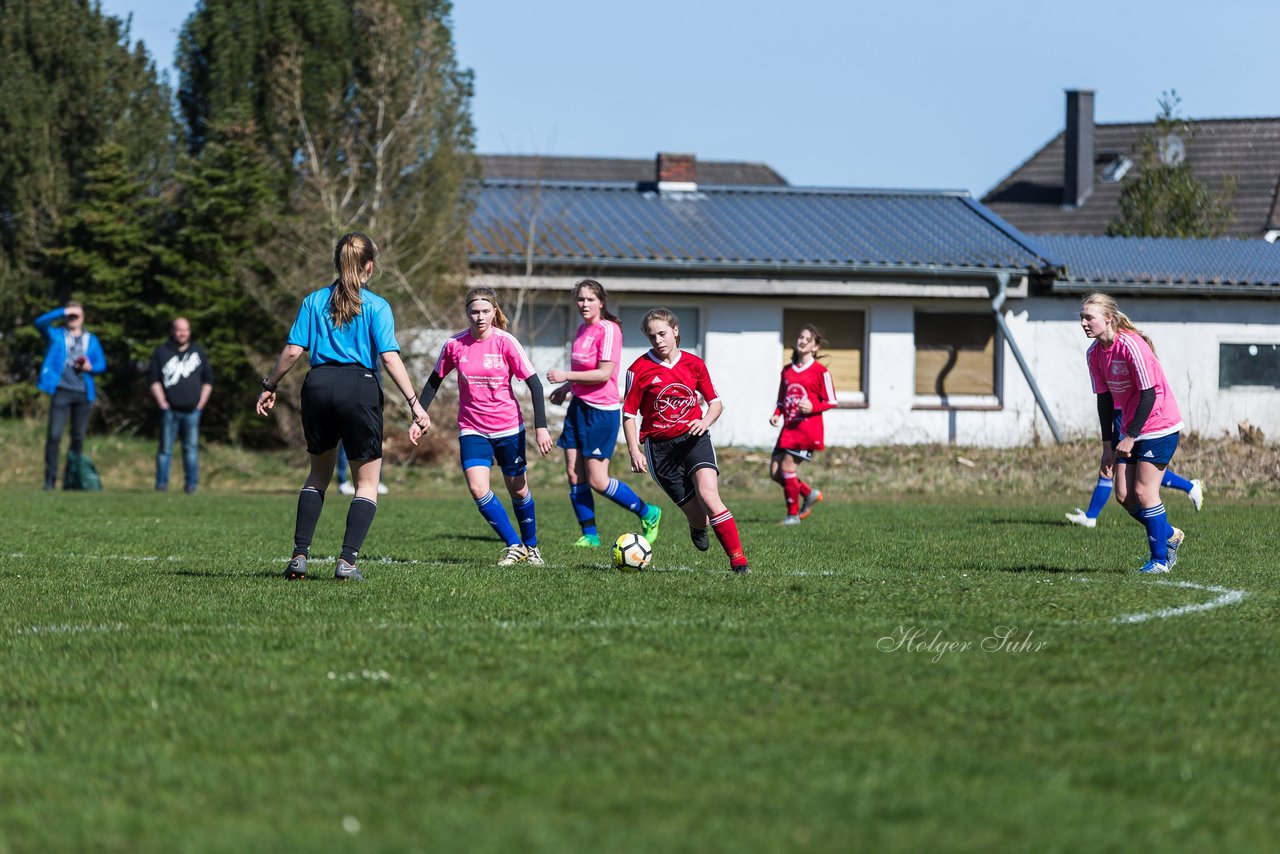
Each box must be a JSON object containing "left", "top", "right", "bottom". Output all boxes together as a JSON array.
[
  {"left": 300, "top": 364, "right": 384, "bottom": 460},
  {"left": 772, "top": 443, "right": 815, "bottom": 463},
  {"left": 643, "top": 431, "right": 719, "bottom": 507}
]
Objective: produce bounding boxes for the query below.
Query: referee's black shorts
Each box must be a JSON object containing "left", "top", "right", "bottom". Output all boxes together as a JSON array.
[
  {"left": 300, "top": 364, "right": 383, "bottom": 460},
  {"left": 643, "top": 431, "right": 719, "bottom": 507}
]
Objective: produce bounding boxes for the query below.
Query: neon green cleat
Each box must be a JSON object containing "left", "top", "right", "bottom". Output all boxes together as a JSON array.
[
  {"left": 640, "top": 504, "right": 662, "bottom": 544},
  {"left": 574, "top": 534, "right": 601, "bottom": 548}
]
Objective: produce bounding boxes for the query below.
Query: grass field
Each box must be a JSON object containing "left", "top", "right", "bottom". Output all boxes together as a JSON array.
[{"left": 2, "top": 482, "right": 1278, "bottom": 852}]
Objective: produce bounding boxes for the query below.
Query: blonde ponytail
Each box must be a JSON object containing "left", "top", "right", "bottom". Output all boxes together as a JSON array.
[
  {"left": 1082, "top": 292, "right": 1156, "bottom": 354},
  {"left": 331, "top": 232, "right": 378, "bottom": 328}
]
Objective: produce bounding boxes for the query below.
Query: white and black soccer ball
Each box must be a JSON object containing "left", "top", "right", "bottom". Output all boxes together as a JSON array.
[{"left": 612, "top": 532, "right": 653, "bottom": 571}]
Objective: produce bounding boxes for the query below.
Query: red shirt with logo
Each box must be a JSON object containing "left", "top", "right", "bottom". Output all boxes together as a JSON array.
[
  {"left": 773, "top": 359, "right": 837, "bottom": 450},
  {"left": 623, "top": 350, "right": 720, "bottom": 443}
]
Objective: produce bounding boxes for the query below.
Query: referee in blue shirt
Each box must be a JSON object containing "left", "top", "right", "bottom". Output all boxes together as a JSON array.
[{"left": 256, "top": 232, "right": 430, "bottom": 581}]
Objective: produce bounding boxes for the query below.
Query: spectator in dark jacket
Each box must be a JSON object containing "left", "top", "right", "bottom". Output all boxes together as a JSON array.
[
  {"left": 148, "top": 317, "right": 214, "bottom": 493},
  {"left": 35, "top": 301, "right": 107, "bottom": 490}
]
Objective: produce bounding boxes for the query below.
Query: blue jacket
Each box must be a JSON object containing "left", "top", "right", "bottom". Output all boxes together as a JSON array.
[{"left": 35, "top": 308, "right": 107, "bottom": 400}]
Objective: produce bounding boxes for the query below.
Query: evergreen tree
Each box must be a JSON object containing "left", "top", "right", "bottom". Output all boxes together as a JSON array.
[{"left": 1108, "top": 92, "right": 1236, "bottom": 238}]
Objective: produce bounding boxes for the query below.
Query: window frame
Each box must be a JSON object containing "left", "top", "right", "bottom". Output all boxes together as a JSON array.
[
  {"left": 1218, "top": 340, "right": 1280, "bottom": 391},
  {"left": 911, "top": 309, "right": 1003, "bottom": 410}
]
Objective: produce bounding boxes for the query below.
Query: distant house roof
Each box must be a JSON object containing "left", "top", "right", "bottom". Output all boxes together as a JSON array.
[
  {"left": 469, "top": 180, "right": 1061, "bottom": 280},
  {"left": 1037, "top": 233, "right": 1280, "bottom": 295},
  {"left": 983, "top": 118, "right": 1280, "bottom": 239},
  {"left": 480, "top": 154, "right": 788, "bottom": 187}
]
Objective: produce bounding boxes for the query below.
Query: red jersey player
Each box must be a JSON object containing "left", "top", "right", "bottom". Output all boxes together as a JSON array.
[
  {"left": 769, "top": 324, "right": 836, "bottom": 524},
  {"left": 622, "top": 308, "right": 749, "bottom": 574}
]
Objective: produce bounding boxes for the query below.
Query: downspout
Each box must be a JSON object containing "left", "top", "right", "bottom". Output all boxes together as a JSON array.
[{"left": 991, "top": 272, "right": 1063, "bottom": 444}]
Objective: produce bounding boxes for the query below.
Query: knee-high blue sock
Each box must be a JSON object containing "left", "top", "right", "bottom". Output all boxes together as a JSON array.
[
  {"left": 569, "top": 484, "right": 597, "bottom": 536},
  {"left": 512, "top": 492, "right": 537, "bottom": 547},
  {"left": 475, "top": 491, "right": 520, "bottom": 546},
  {"left": 603, "top": 477, "right": 646, "bottom": 516},
  {"left": 1135, "top": 503, "right": 1171, "bottom": 561},
  {"left": 1086, "top": 476, "right": 1113, "bottom": 519},
  {"left": 1162, "top": 469, "right": 1193, "bottom": 493}
]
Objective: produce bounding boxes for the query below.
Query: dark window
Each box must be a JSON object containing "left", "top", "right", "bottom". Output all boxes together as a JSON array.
[{"left": 1219, "top": 343, "right": 1280, "bottom": 389}]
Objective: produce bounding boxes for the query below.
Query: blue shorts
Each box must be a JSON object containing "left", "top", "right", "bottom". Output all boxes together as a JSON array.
[
  {"left": 459, "top": 432, "right": 528, "bottom": 477},
  {"left": 555, "top": 399, "right": 620, "bottom": 459},
  {"left": 1113, "top": 413, "right": 1179, "bottom": 466}
]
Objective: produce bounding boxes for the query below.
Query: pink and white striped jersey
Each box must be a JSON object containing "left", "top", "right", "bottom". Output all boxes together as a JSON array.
[
  {"left": 568, "top": 319, "right": 622, "bottom": 409},
  {"left": 1087, "top": 330, "right": 1183, "bottom": 439},
  {"left": 433, "top": 329, "right": 537, "bottom": 438}
]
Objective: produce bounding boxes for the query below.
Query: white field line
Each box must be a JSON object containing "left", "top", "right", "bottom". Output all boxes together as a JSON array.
[{"left": 1110, "top": 579, "right": 1248, "bottom": 624}]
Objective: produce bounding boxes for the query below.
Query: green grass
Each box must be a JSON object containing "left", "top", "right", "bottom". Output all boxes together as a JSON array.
[{"left": 1, "top": 486, "right": 1278, "bottom": 852}]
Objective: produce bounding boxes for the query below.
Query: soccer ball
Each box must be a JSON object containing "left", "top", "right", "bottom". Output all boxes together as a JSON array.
[{"left": 612, "top": 532, "right": 653, "bottom": 571}]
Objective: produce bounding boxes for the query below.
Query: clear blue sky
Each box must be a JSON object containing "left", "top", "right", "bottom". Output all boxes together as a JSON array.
[{"left": 102, "top": 0, "right": 1279, "bottom": 197}]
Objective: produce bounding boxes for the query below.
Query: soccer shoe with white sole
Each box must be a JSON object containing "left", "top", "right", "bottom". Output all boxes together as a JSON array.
[
  {"left": 780, "top": 515, "right": 801, "bottom": 526},
  {"left": 525, "top": 546, "right": 545, "bottom": 566},
  {"left": 334, "top": 558, "right": 364, "bottom": 582},
  {"left": 377, "top": 482, "right": 389, "bottom": 495},
  {"left": 338, "top": 481, "right": 355, "bottom": 496},
  {"left": 497, "top": 544, "right": 528, "bottom": 566},
  {"left": 1188, "top": 480, "right": 1204, "bottom": 512},
  {"left": 574, "top": 534, "right": 601, "bottom": 548},
  {"left": 798, "top": 489, "right": 824, "bottom": 520},
  {"left": 284, "top": 555, "right": 308, "bottom": 580},
  {"left": 1138, "top": 559, "right": 1170, "bottom": 574},
  {"left": 689, "top": 526, "right": 710, "bottom": 552},
  {"left": 640, "top": 504, "right": 663, "bottom": 544},
  {"left": 1065, "top": 508, "right": 1097, "bottom": 528},
  {"left": 1165, "top": 527, "right": 1185, "bottom": 569}
]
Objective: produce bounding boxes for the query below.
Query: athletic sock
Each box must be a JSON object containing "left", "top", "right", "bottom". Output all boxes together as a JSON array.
[
  {"left": 476, "top": 491, "right": 520, "bottom": 546},
  {"left": 1162, "top": 470, "right": 1194, "bottom": 493},
  {"left": 340, "top": 497, "right": 378, "bottom": 564},
  {"left": 293, "top": 486, "right": 325, "bottom": 557},
  {"left": 782, "top": 471, "right": 801, "bottom": 517},
  {"left": 603, "top": 477, "right": 646, "bottom": 515},
  {"left": 568, "top": 484, "right": 597, "bottom": 536},
  {"left": 1135, "top": 503, "right": 1171, "bottom": 561},
  {"left": 709, "top": 509, "right": 747, "bottom": 566},
  {"left": 513, "top": 491, "right": 538, "bottom": 547},
  {"left": 1086, "top": 476, "right": 1113, "bottom": 518},
  {"left": 797, "top": 480, "right": 812, "bottom": 498}
]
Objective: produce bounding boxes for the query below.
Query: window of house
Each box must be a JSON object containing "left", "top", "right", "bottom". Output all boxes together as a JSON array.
[
  {"left": 509, "top": 301, "right": 571, "bottom": 350},
  {"left": 782, "top": 309, "right": 865, "bottom": 405},
  {"left": 1219, "top": 343, "right": 1280, "bottom": 389},
  {"left": 618, "top": 305, "right": 701, "bottom": 362},
  {"left": 914, "top": 312, "right": 999, "bottom": 406}
]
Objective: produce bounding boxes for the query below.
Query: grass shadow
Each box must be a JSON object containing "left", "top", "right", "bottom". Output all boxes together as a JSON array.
[{"left": 992, "top": 564, "right": 1106, "bottom": 575}]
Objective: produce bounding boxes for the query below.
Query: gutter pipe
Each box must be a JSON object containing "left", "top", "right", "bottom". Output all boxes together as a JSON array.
[{"left": 992, "top": 272, "right": 1063, "bottom": 444}]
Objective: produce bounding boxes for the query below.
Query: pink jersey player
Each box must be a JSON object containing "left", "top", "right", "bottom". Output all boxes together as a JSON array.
[{"left": 434, "top": 328, "right": 537, "bottom": 438}]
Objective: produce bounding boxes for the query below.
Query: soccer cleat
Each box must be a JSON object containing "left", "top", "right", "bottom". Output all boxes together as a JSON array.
[
  {"left": 798, "top": 489, "right": 823, "bottom": 519},
  {"left": 640, "top": 504, "right": 663, "bottom": 544},
  {"left": 525, "top": 546, "right": 545, "bottom": 566},
  {"left": 284, "top": 555, "right": 308, "bottom": 580},
  {"left": 1188, "top": 480, "right": 1204, "bottom": 512},
  {"left": 1138, "top": 560, "right": 1170, "bottom": 574},
  {"left": 498, "top": 544, "right": 528, "bottom": 566},
  {"left": 731, "top": 563, "right": 751, "bottom": 575},
  {"left": 1065, "top": 508, "right": 1097, "bottom": 528},
  {"left": 1165, "top": 527, "right": 1185, "bottom": 569},
  {"left": 338, "top": 480, "right": 356, "bottom": 496},
  {"left": 377, "top": 482, "right": 389, "bottom": 495},
  {"left": 574, "top": 534, "right": 601, "bottom": 548},
  {"left": 689, "top": 526, "right": 710, "bottom": 552},
  {"left": 780, "top": 515, "right": 801, "bottom": 526},
  {"left": 334, "top": 558, "right": 364, "bottom": 582}
]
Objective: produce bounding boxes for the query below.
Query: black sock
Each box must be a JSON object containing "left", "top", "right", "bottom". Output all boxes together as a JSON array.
[
  {"left": 293, "top": 486, "right": 325, "bottom": 557},
  {"left": 340, "top": 497, "right": 378, "bottom": 564}
]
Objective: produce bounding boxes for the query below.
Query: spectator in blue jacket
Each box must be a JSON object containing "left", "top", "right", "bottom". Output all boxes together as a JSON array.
[{"left": 35, "top": 301, "right": 107, "bottom": 489}]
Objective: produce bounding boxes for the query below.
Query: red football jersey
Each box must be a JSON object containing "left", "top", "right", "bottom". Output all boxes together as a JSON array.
[
  {"left": 773, "top": 359, "right": 837, "bottom": 450},
  {"left": 623, "top": 350, "right": 720, "bottom": 443}
]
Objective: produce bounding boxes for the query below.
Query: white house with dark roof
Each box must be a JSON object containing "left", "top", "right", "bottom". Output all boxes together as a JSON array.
[{"left": 463, "top": 153, "right": 1280, "bottom": 448}]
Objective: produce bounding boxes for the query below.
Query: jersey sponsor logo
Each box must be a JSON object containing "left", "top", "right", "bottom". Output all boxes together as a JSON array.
[
  {"left": 484, "top": 353, "right": 503, "bottom": 369},
  {"left": 1110, "top": 362, "right": 1130, "bottom": 376},
  {"left": 653, "top": 382, "right": 697, "bottom": 427},
  {"left": 783, "top": 381, "right": 807, "bottom": 423}
]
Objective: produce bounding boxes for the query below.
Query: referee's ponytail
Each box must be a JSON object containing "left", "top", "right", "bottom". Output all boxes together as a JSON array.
[{"left": 331, "top": 232, "right": 378, "bottom": 328}]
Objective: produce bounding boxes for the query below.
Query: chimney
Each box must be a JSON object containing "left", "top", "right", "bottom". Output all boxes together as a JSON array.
[
  {"left": 1063, "top": 90, "right": 1095, "bottom": 209},
  {"left": 656, "top": 152, "right": 697, "bottom": 192}
]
